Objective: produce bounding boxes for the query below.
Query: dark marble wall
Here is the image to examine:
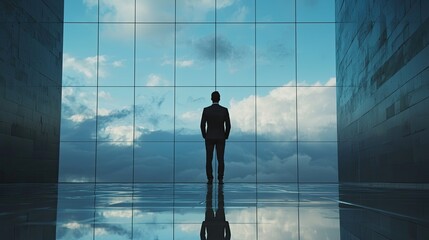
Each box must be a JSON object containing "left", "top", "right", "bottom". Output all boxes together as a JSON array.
[
  {"left": 0, "top": 0, "right": 63, "bottom": 182},
  {"left": 336, "top": 0, "right": 429, "bottom": 183}
]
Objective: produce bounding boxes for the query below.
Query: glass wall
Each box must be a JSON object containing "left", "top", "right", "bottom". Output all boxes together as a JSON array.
[{"left": 60, "top": 0, "right": 337, "bottom": 183}]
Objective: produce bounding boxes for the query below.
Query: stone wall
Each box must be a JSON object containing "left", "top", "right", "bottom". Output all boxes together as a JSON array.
[
  {"left": 336, "top": 0, "right": 429, "bottom": 184},
  {"left": 0, "top": 0, "right": 63, "bottom": 182}
]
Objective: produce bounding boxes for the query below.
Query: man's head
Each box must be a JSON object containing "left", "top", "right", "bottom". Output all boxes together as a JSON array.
[{"left": 211, "top": 91, "right": 220, "bottom": 103}]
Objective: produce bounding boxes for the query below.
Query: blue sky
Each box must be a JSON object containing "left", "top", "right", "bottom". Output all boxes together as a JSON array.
[{"left": 60, "top": 0, "right": 337, "bottom": 184}]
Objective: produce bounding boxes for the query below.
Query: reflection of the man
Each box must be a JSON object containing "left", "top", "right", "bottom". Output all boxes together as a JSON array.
[{"left": 200, "top": 184, "right": 231, "bottom": 240}]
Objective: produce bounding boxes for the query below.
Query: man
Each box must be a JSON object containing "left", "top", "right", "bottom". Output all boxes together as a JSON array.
[{"left": 200, "top": 91, "right": 231, "bottom": 184}]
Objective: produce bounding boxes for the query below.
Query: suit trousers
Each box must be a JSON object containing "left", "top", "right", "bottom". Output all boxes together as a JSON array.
[{"left": 205, "top": 139, "right": 225, "bottom": 180}]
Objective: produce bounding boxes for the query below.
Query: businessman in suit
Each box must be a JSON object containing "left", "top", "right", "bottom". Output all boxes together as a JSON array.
[{"left": 200, "top": 91, "right": 231, "bottom": 185}]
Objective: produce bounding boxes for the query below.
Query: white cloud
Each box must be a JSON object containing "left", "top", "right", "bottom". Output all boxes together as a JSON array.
[
  {"left": 176, "top": 0, "right": 235, "bottom": 21},
  {"left": 229, "top": 78, "right": 337, "bottom": 140},
  {"left": 98, "top": 90, "right": 112, "bottom": 100},
  {"left": 63, "top": 54, "right": 111, "bottom": 84},
  {"left": 108, "top": 196, "right": 132, "bottom": 205},
  {"left": 176, "top": 59, "right": 194, "bottom": 67},
  {"left": 61, "top": 87, "right": 73, "bottom": 98},
  {"left": 96, "top": 0, "right": 135, "bottom": 22},
  {"left": 69, "top": 114, "right": 87, "bottom": 123},
  {"left": 61, "top": 87, "right": 97, "bottom": 123},
  {"left": 97, "top": 108, "right": 111, "bottom": 117},
  {"left": 216, "top": 0, "right": 235, "bottom": 9},
  {"left": 68, "top": 177, "right": 93, "bottom": 183},
  {"left": 94, "top": 228, "right": 108, "bottom": 236},
  {"left": 100, "top": 125, "right": 142, "bottom": 144},
  {"left": 180, "top": 110, "right": 200, "bottom": 122},
  {"left": 63, "top": 53, "right": 97, "bottom": 79},
  {"left": 162, "top": 59, "right": 194, "bottom": 68},
  {"left": 59, "top": 221, "right": 93, "bottom": 240},
  {"left": 87, "top": 0, "right": 237, "bottom": 33},
  {"left": 182, "top": 0, "right": 235, "bottom": 11},
  {"left": 179, "top": 224, "right": 200, "bottom": 233},
  {"left": 230, "top": 5, "right": 248, "bottom": 22},
  {"left": 62, "top": 222, "right": 88, "bottom": 230},
  {"left": 112, "top": 60, "right": 124, "bottom": 67},
  {"left": 89, "top": 0, "right": 175, "bottom": 40},
  {"left": 146, "top": 74, "right": 171, "bottom": 86},
  {"left": 83, "top": 0, "right": 97, "bottom": 8},
  {"left": 102, "top": 210, "right": 133, "bottom": 218}
]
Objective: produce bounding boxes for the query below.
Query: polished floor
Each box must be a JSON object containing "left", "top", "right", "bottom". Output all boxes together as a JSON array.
[{"left": 0, "top": 183, "right": 428, "bottom": 239}]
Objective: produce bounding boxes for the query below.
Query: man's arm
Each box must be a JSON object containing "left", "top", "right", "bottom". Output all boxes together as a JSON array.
[
  {"left": 224, "top": 221, "right": 231, "bottom": 240},
  {"left": 224, "top": 109, "right": 231, "bottom": 139},
  {"left": 200, "top": 109, "right": 207, "bottom": 139},
  {"left": 200, "top": 221, "right": 207, "bottom": 240}
]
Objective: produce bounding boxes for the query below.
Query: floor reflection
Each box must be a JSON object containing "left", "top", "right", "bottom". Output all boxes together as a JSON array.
[
  {"left": 339, "top": 185, "right": 429, "bottom": 239},
  {"left": 1, "top": 183, "right": 427, "bottom": 239},
  {"left": 200, "top": 184, "right": 230, "bottom": 240},
  {"left": 0, "top": 184, "right": 58, "bottom": 240}
]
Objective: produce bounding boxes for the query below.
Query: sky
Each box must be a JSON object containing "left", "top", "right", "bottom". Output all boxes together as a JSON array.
[{"left": 60, "top": 0, "right": 337, "bottom": 184}]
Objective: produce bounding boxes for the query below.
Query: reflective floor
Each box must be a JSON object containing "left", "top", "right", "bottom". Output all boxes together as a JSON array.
[{"left": 1, "top": 183, "right": 428, "bottom": 239}]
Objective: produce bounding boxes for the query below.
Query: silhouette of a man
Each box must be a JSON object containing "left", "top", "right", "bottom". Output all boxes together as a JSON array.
[
  {"left": 200, "top": 184, "right": 231, "bottom": 240},
  {"left": 200, "top": 91, "right": 231, "bottom": 184}
]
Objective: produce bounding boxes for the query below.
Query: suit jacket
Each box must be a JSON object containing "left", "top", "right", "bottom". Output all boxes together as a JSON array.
[{"left": 200, "top": 103, "right": 231, "bottom": 140}]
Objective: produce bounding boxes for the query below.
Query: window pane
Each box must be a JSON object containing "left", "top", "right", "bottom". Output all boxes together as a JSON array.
[
  {"left": 216, "top": 24, "right": 255, "bottom": 86},
  {"left": 96, "top": 142, "right": 133, "bottom": 182},
  {"left": 297, "top": 0, "right": 335, "bottom": 22},
  {"left": 59, "top": 142, "right": 96, "bottom": 182},
  {"left": 61, "top": 87, "right": 97, "bottom": 141},
  {"left": 175, "top": 142, "right": 206, "bottom": 182},
  {"left": 216, "top": 0, "right": 255, "bottom": 22},
  {"left": 99, "top": 0, "right": 135, "bottom": 22},
  {"left": 297, "top": 87, "right": 337, "bottom": 141},
  {"left": 256, "top": 24, "right": 295, "bottom": 86},
  {"left": 257, "top": 142, "right": 297, "bottom": 182},
  {"left": 63, "top": 24, "right": 98, "bottom": 86},
  {"left": 176, "top": 24, "right": 215, "bottom": 86},
  {"left": 134, "top": 142, "right": 174, "bottom": 182},
  {"left": 226, "top": 142, "right": 256, "bottom": 182},
  {"left": 135, "top": 87, "right": 174, "bottom": 141},
  {"left": 176, "top": 0, "right": 215, "bottom": 22},
  {"left": 136, "top": 0, "right": 175, "bottom": 22},
  {"left": 256, "top": 87, "right": 296, "bottom": 141},
  {"left": 256, "top": 0, "right": 295, "bottom": 22},
  {"left": 298, "top": 142, "right": 338, "bottom": 182},
  {"left": 64, "top": 0, "right": 97, "bottom": 22},
  {"left": 136, "top": 24, "right": 174, "bottom": 86},
  {"left": 175, "top": 87, "right": 212, "bottom": 141},
  {"left": 97, "top": 87, "right": 134, "bottom": 142},
  {"left": 297, "top": 24, "right": 336, "bottom": 86},
  {"left": 99, "top": 24, "right": 134, "bottom": 86}
]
